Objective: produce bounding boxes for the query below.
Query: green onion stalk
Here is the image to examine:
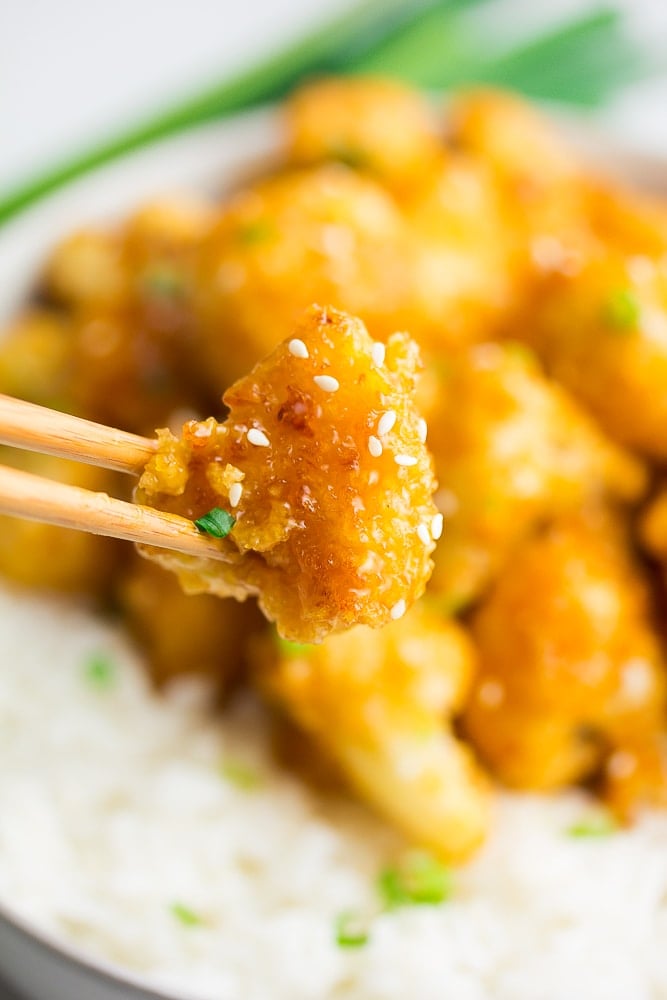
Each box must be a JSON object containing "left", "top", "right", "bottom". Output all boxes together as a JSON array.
[{"left": 0, "top": 1, "right": 647, "bottom": 225}]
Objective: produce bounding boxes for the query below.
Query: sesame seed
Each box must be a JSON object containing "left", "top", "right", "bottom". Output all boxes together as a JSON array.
[
  {"left": 368, "top": 435, "right": 383, "bottom": 458},
  {"left": 371, "top": 342, "right": 385, "bottom": 367},
  {"left": 368, "top": 470, "right": 379, "bottom": 486},
  {"left": 288, "top": 338, "right": 309, "bottom": 359},
  {"left": 247, "top": 428, "right": 270, "bottom": 447},
  {"left": 417, "top": 418, "right": 428, "bottom": 443},
  {"left": 431, "top": 513, "right": 444, "bottom": 540},
  {"left": 377, "top": 410, "right": 397, "bottom": 437},
  {"left": 229, "top": 483, "right": 243, "bottom": 508},
  {"left": 390, "top": 599, "right": 406, "bottom": 620},
  {"left": 394, "top": 454, "right": 418, "bottom": 467},
  {"left": 417, "top": 524, "right": 431, "bottom": 545},
  {"left": 313, "top": 375, "right": 339, "bottom": 393}
]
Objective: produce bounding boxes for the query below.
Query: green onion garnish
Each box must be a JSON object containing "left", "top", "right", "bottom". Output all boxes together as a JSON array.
[
  {"left": 602, "top": 288, "right": 640, "bottom": 331},
  {"left": 236, "top": 220, "right": 276, "bottom": 245},
  {"left": 142, "top": 266, "right": 185, "bottom": 299},
  {"left": 277, "top": 636, "right": 314, "bottom": 657},
  {"left": 328, "top": 144, "right": 369, "bottom": 169},
  {"left": 219, "top": 759, "right": 261, "bottom": 791},
  {"left": 170, "top": 902, "right": 202, "bottom": 927},
  {"left": 378, "top": 852, "right": 452, "bottom": 908},
  {"left": 567, "top": 813, "right": 618, "bottom": 838},
  {"left": 194, "top": 507, "right": 235, "bottom": 538},
  {"left": 335, "top": 911, "right": 370, "bottom": 948},
  {"left": 83, "top": 652, "right": 116, "bottom": 689}
]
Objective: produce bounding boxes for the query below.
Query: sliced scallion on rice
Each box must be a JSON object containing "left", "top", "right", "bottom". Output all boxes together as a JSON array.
[
  {"left": 83, "top": 652, "right": 116, "bottom": 689},
  {"left": 335, "top": 911, "right": 370, "bottom": 948},
  {"left": 170, "top": 902, "right": 202, "bottom": 927},
  {"left": 219, "top": 759, "right": 261, "bottom": 790},
  {"left": 378, "top": 851, "right": 452, "bottom": 908},
  {"left": 194, "top": 507, "right": 235, "bottom": 538},
  {"left": 567, "top": 813, "right": 618, "bottom": 838}
]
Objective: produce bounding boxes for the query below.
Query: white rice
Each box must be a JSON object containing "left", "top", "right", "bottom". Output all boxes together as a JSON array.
[{"left": 0, "top": 582, "right": 667, "bottom": 1000}]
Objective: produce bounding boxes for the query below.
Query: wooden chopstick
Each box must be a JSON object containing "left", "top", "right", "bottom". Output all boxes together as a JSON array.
[
  {"left": 0, "top": 395, "right": 230, "bottom": 562},
  {"left": 0, "top": 394, "right": 157, "bottom": 474}
]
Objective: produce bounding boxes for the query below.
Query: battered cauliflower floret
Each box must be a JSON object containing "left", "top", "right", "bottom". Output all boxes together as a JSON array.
[
  {"left": 599, "top": 734, "right": 667, "bottom": 821},
  {"left": 0, "top": 310, "right": 74, "bottom": 410},
  {"left": 33, "top": 197, "right": 214, "bottom": 434},
  {"left": 43, "top": 196, "right": 211, "bottom": 310},
  {"left": 423, "top": 342, "right": 645, "bottom": 611},
  {"left": 464, "top": 511, "right": 666, "bottom": 792},
  {"left": 284, "top": 76, "right": 442, "bottom": 194},
  {"left": 192, "top": 166, "right": 417, "bottom": 389},
  {"left": 117, "top": 555, "right": 265, "bottom": 689},
  {"left": 524, "top": 253, "right": 667, "bottom": 458},
  {"left": 255, "top": 602, "right": 491, "bottom": 861},
  {"left": 136, "top": 306, "right": 438, "bottom": 643},
  {"left": 406, "top": 156, "right": 522, "bottom": 349}
]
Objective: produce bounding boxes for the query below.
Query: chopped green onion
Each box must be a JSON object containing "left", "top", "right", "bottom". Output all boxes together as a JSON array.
[
  {"left": 277, "top": 636, "right": 314, "bottom": 657},
  {"left": 378, "top": 852, "right": 452, "bottom": 908},
  {"left": 83, "top": 652, "right": 116, "bottom": 689},
  {"left": 335, "top": 911, "right": 370, "bottom": 948},
  {"left": 142, "top": 266, "right": 186, "bottom": 299},
  {"left": 219, "top": 759, "right": 261, "bottom": 791},
  {"left": 567, "top": 813, "right": 618, "bottom": 838},
  {"left": 328, "top": 144, "right": 369, "bottom": 169},
  {"left": 602, "top": 288, "right": 640, "bottom": 331},
  {"left": 236, "top": 220, "right": 276, "bottom": 245},
  {"left": 194, "top": 507, "right": 235, "bottom": 538},
  {"left": 170, "top": 902, "right": 202, "bottom": 927}
]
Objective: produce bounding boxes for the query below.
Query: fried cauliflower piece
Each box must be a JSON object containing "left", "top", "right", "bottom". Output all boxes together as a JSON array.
[
  {"left": 449, "top": 88, "right": 584, "bottom": 246},
  {"left": 599, "top": 734, "right": 667, "bottom": 821},
  {"left": 464, "top": 511, "right": 666, "bottom": 792},
  {"left": 255, "top": 602, "right": 491, "bottom": 860},
  {"left": 523, "top": 253, "right": 667, "bottom": 459},
  {"left": 136, "top": 306, "right": 437, "bottom": 643},
  {"left": 35, "top": 197, "right": 214, "bottom": 434},
  {"left": 192, "top": 166, "right": 417, "bottom": 389},
  {"left": 0, "top": 310, "right": 74, "bottom": 410},
  {"left": 43, "top": 197, "right": 211, "bottom": 310},
  {"left": 284, "top": 76, "right": 442, "bottom": 194},
  {"left": 423, "top": 342, "right": 645, "bottom": 611},
  {"left": 116, "top": 556, "right": 265, "bottom": 689}
]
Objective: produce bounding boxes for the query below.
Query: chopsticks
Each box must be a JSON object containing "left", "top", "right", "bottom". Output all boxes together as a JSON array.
[{"left": 0, "top": 394, "right": 230, "bottom": 562}]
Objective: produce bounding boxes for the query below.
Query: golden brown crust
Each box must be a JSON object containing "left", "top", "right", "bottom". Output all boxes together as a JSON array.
[{"left": 136, "top": 305, "right": 437, "bottom": 642}]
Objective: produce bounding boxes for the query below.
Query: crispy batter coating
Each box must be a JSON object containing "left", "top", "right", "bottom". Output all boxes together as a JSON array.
[
  {"left": 136, "top": 306, "right": 437, "bottom": 642},
  {"left": 599, "top": 734, "right": 667, "bottom": 821},
  {"left": 423, "top": 342, "right": 645, "bottom": 610},
  {"left": 37, "top": 198, "right": 215, "bottom": 434},
  {"left": 464, "top": 511, "right": 666, "bottom": 791},
  {"left": 284, "top": 76, "right": 443, "bottom": 193},
  {"left": 524, "top": 253, "right": 667, "bottom": 458},
  {"left": 0, "top": 310, "right": 74, "bottom": 410},
  {"left": 117, "top": 555, "right": 265, "bottom": 689},
  {"left": 255, "top": 602, "right": 491, "bottom": 860},
  {"left": 192, "top": 166, "right": 418, "bottom": 388}
]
